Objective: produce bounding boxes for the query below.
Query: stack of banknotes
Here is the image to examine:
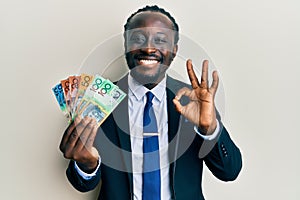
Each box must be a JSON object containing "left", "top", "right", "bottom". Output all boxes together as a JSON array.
[{"left": 52, "top": 74, "right": 126, "bottom": 126}]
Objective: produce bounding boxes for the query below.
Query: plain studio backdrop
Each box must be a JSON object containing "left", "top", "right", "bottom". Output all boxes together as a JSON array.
[{"left": 1, "top": 0, "right": 299, "bottom": 199}]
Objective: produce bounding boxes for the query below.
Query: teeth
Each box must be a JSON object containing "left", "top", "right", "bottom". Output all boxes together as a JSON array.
[{"left": 139, "top": 59, "right": 158, "bottom": 65}]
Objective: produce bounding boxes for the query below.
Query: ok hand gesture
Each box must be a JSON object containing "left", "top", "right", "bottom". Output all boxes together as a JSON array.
[{"left": 173, "top": 60, "right": 219, "bottom": 135}]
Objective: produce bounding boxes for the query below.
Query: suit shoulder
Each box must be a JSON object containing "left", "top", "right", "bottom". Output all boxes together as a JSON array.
[{"left": 166, "top": 76, "right": 191, "bottom": 92}]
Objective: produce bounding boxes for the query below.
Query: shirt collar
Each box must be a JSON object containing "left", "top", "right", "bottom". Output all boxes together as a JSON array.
[{"left": 128, "top": 73, "right": 166, "bottom": 102}]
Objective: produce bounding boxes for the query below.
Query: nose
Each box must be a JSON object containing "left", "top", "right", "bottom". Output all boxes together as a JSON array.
[{"left": 140, "top": 40, "right": 156, "bottom": 54}]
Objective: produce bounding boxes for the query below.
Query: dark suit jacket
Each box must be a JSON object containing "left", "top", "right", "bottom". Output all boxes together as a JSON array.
[{"left": 66, "top": 75, "right": 242, "bottom": 200}]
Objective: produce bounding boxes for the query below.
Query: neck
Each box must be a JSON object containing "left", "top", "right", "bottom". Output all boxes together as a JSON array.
[
  {"left": 143, "top": 83, "right": 158, "bottom": 90},
  {"left": 130, "top": 71, "right": 165, "bottom": 90}
]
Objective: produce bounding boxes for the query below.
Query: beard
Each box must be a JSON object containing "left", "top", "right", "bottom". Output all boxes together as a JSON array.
[
  {"left": 125, "top": 52, "right": 170, "bottom": 86},
  {"left": 129, "top": 66, "right": 164, "bottom": 85}
]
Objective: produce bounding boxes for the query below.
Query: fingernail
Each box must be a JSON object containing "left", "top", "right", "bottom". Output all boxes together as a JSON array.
[{"left": 93, "top": 118, "right": 96, "bottom": 123}]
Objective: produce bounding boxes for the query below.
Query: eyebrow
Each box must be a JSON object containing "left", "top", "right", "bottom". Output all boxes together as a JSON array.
[
  {"left": 156, "top": 32, "right": 167, "bottom": 36},
  {"left": 130, "top": 30, "right": 169, "bottom": 35},
  {"left": 128, "top": 30, "right": 171, "bottom": 40}
]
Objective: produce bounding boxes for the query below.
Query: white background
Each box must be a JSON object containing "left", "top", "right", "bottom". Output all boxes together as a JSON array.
[{"left": 1, "top": 0, "right": 299, "bottom": 199}]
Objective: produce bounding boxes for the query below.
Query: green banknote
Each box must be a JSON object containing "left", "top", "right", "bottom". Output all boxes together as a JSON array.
[
  {"left": 91, "top": 79, "right": 116, "bottom": 109},
  {"left": 78, "top": 101, "right": 108, "bottom": 126},
  {"left": 95, "top": 85, "right": 126, "bottom": 113},
  {"left": 79, "top": 78, "right": 126, "bottom": 126}
]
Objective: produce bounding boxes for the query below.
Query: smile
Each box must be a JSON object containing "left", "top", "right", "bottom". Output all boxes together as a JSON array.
[{"left": 138, "top": 59, "right": 159, "bottom": 65}]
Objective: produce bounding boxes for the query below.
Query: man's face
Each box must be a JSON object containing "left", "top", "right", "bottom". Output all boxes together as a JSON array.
[{"left": 124, "top": 12, "right": 178, "bottom": 85}]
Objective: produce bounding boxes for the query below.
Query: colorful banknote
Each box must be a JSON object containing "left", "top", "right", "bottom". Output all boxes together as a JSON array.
[
  {"left": 52, "top": 74, "right": 126, "bottom": 126},
  {"left": 61, "top": 78, "right": 71, "bottom": 116},
  {"left": 52, "top": 83, "right": 68, "bottom": 116},
  {"left": 73, "top": 74, "right": 94, "bottom": 115},
  {"left": 78, "top": 101, "right": 107, "bottom": 125},
  {"left": 78, "top": 77, "right": 126, "bottom": 126},
  {"left": 76, "top": 75, "right": 106, "bottom": 115},
  {"left": 69, "top": 75, "right": 80, "bottom": 113}
]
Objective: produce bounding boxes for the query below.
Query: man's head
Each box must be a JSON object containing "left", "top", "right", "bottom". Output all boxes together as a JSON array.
[{"left": 123, "top": 5, "right": 179, "bottom": 87}]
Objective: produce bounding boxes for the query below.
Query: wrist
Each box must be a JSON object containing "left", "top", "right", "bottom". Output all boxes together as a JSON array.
[
  {"left": 198, "top": 120, "right": 217, "bottom": 135},
  {"left": 76, "top": 159, "right": 99, "bottom": 174}
]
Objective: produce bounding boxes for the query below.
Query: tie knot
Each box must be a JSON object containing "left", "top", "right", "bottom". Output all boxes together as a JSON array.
[{"left": 146, "top": 91, "right": 154, "bottom": 105}]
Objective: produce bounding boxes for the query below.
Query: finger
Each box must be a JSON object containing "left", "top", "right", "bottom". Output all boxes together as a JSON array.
[
  {"left": 65, "top": 117, "right": 93, "bottom": 150},
  {"left": 85, "top": 123, "right": 99, "bottom": 149},
  {"left": 210, "top": 70, "right": 219, "bottom": 95},
  {"left": 186, "top": 59, "right": 200, "bottom": 89},
  {"left": 173, "top": 87, "right": 192, "bottom": 114},
  {"left": 175, "top": 87, "right": 192, "bottom": 100},
  {"left": 75, "top": 119, "right": 97, "bottom": 151},
  {"left": 200, "top": 60, "right": 209, "bottom": 88},
  {"left": 60, "top": 117, "right": 80, "bottom": 152},
  {"left": 173, "top": 98, "right": 184, "bottom": 114}
]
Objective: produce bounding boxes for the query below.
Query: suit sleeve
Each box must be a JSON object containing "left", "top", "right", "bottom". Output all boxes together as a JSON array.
[
  {"left": 203, "top": 123, "right": 242, "bottom": 181},
  {"left": 66, "top": 160, "right": 101, "bottom": 192}
]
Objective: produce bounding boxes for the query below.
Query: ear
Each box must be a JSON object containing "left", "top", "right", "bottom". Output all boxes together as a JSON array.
[{"left": 123, "top": 32, "right": 128, "bottom": 52}]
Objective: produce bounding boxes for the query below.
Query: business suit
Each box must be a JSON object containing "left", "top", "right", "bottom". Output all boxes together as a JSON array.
[{"left": 66, "top": 75, "right": 242, "bottom": 200}]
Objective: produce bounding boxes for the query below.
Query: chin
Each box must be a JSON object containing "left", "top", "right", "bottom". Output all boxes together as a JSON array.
[{"left": 130, "top": 67, "right": 162, "bottom": 85}]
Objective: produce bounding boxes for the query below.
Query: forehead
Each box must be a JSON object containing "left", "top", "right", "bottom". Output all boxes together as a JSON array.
[{"left": 127, "top": 11, "right": 174, "bottom": 30}]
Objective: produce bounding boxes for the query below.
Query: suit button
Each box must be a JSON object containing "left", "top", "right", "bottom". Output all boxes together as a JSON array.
[{"left": 224, "top": 151, "right": 228, "bottom": 157}]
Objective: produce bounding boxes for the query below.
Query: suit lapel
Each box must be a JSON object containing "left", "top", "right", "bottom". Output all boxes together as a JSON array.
[
  {"left": 114, "top": 75, "right": 131, "bottom": 151},
  {"left": 166, "top": 84, "right": 181, "bottom": 143},
  {"left": 166, "top": 76, "right": 182, "bottom": 199},
  {"left": 112, "top": 75, "right": 133, "bottom": 195},
  {"left": 166, "top": 76, "right": 182, "bottom": 144}
]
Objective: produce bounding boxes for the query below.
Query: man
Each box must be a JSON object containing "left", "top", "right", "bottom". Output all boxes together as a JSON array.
[{"left": 59, "top": 5, "right": 242, "bottom": 200}]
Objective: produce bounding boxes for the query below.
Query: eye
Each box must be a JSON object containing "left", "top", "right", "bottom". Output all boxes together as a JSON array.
[
  {"left": 154, "top": 37, "right": 168, "bottom": 44},
  {"left": 130, "top": 33, "right": 146, "bottom": 44}
]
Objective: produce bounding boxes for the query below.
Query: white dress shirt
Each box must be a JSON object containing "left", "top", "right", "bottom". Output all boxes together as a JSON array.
[
  {"left": 74, "top": 74, "right": 220, "bottom": 200},
  {"left": 128, "top": 74, "right": 171, "bottom": 200}
]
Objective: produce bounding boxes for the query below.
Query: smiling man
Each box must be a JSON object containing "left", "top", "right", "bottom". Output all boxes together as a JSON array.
[
  {"left": 59, "top": 5, "right": 242, "bottom": 200},
  {"left": 124, "top": 11, "right": 178, "bottom": 89}
]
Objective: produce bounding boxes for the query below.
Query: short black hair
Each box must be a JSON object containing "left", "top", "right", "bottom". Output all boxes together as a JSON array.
[{"left": 124, "top": 5, "right": 179, "bottom": 44}]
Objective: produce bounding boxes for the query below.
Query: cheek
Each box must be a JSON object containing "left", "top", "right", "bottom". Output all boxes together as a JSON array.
[
  {"left": 161, "top": 50, "right": 174, "bottom": 61},
  {"left": 126, "top": 42, "right": 142, "bottom": 52},
  {"left": 125, "top": 51, "right": 137, "bottom": 63}
]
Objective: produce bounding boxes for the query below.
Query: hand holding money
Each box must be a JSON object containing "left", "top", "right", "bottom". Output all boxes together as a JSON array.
[
  {"left": 53, "top": 73, "right": 126, "bottom": 172},
  {"left": 59, "top": 117, "right": 99, "bottom": 172}
]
